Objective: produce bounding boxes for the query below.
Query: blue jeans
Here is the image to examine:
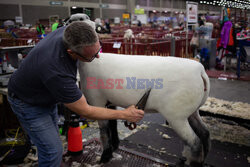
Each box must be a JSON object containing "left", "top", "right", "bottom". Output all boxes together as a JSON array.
[{"left": 8, "top": 95, "right": 63, "bottom": 167}]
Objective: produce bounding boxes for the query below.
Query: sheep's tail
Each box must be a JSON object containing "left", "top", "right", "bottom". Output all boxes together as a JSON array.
[{"left": 200, "top": 67, "right": 210, "bottom": 107}]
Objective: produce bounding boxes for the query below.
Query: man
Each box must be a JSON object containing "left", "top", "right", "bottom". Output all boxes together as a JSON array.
[
  {"left": 51, "top": 19, "right": 59, "bottom": 32},
  {"left": 7, "top": 20, "right": 144, "bottom": 166},
  {"left": 36, "top": 21, "right": 45, "bottom": 35}
]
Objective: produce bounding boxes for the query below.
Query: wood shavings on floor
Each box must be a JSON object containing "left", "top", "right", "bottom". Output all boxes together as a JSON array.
[
  {"left": 112, "top": 152, "right": 123, "bottom": 161},
  {"left": 200, "top": 97, "right": 250, "bottom": 119},
  {"left": 82, "top": 163, "right": 102, "bottom": 167},
  {"left": 71, "top": 161, "right": 81, "bottom": 167},
  {"left": 202, "top": 116, "right": 250, "bottom": 146},
  {"left": 162, "top": 134, "right": 171, "bottom": 139},
  {"left": 88, "top": 121, "right": 99, "bottom": 129}
]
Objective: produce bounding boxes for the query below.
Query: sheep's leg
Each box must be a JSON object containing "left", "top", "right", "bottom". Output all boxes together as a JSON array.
[
  {"left": 98, "top": 106, "right": 119, "bottom": 163},
  {"left": 104, "top": 105, "right": 120, "bottom": 149},
  {"left": 98, "top": 120, "right": 113, "bottom": 163},
  {"left": 106, "top": 106, "right": 119, "bottom": 151},
  {"left": 109, "top": 119, "right": 120, "bottom": 151},
  {"left": 168, "top": 118, "right": 203, "bottom": 166},
  {"left": 188, "top": 111, "right": 210, "bottom": 159},
  {"left": 86, "top": 98, "right": 114, "bottom": 163}
]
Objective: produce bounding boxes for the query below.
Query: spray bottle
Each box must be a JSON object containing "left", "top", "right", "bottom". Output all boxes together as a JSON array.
[{"left": 67, "top": 114, "right": 83, "bottom": 155}]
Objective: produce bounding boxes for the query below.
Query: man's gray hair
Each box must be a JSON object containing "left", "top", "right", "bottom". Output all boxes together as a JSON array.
[{"left": 63, "top": 21, "right": 98, "bottom": 53}]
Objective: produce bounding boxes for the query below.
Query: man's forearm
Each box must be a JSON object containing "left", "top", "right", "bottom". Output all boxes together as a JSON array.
[
  {"left": 64, "top": 96, "right": 143, "bottom": 122},
  {"left": 73, "top": 104, "right": 127, "bottom": 120}
]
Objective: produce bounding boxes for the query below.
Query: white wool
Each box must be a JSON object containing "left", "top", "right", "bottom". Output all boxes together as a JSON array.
[
  {"left": 112, "top": 153, "right": 123, "bottom": 161},
  {"left": 71, "top": 161, "right": 81, "bottom": 167},
  {"left": 123, "top": 29, "right": 134, "bottom": 40},
  {"left": 137, "top": 124, "right": 149, "bottom": 130},
  {"left": 83, "top": 163, "right": 102, "bottom": 167},
  {"left": 200, "top": 97, "right": 250, "bottom": 119},
  {"left": 202, "top": 116, "right": 250, "bottom": 146},
  {"left": 78, "top": 53, "right": 210, "bottom": 164},
  {"left": 79, "top": 53, "right": 209, "bottom": 116},
  {"left": 162, "top": 134, "right": 171, "bottom": 139}
]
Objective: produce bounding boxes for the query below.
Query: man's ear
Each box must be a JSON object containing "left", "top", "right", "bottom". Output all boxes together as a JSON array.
[
  {"left": 67, "top": 49, "right": 78, "bottom": 60},
  {"left": 67, "top": 49, "right": 73, "bottom": 54}
]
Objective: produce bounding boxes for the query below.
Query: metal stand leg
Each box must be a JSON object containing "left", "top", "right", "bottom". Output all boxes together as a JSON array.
[
  {"left": 236, "top": 47, "right": 240, "bottom": 79},
  {"left": 224, "top": 56, "right": 227, "bottom": 71}
]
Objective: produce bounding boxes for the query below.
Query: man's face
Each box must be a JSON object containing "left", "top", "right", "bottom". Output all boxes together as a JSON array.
[
  {"left": 80, "top": 41, "right": 101, "bottom": 62},
  {"left": 68, "top": 41, "right": 101, "bottom": 62}
]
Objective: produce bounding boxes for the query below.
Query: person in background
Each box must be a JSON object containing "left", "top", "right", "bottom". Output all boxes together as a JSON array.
[
  {"left": 52, "top": 19, "right": 59, "bottom": 32},
  {"left": 7, "top": 14, "right": 144, "bottom": 167},
  {"left": 178, "top": 12, "right": 185, "bottom": 28},
  {"left": 95, "top": 19, "right": 110, "bottom": 34},
  {"left": 137, "top": 20, "right": 142, "bottom": 27},
  {"left": 36, "top": 21, "right": 45, "bottom": 35},
  {"left": 104, "top": 19, "right": 111, "bottom": 34}
]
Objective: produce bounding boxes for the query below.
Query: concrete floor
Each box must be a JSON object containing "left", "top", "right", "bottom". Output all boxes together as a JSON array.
[{"left": 209, "top": 77, "right": 250, "bottom": 103}]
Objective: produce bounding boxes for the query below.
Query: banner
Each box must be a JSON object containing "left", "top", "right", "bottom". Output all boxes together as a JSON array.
[
  {"left": 135, "top": 8, "right": 145, "bottom": 15},
  {"left": 186, "top": 1, "right": 198, "bottom": 24},
  {"left": 122, "top": 13, "right": 130, "bottom": 19},
  {"left": 15, "top": 16, "right": 23, "bottom": 23}
]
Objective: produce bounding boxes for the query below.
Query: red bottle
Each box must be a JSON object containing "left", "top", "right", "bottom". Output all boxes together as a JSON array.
[{"left": 67, "top": 114, "right": 83, "bottom": 155}]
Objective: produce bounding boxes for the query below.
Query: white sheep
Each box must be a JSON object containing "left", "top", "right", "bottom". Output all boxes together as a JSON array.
[
  {"left": 123, "top": 29, "right": 134, "bottom": 40},
  {"left": 78, "top": 53, "right": 210, "bottom": 166}
]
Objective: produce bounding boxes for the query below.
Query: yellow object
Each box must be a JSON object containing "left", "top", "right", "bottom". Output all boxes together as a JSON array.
[
  {"left": 227, "top": 8, "right": 230, "bottom": 17},
  {"left": 0, "top": 128, "right": 25, "bottom": 146},
  {"left": 135, "top": 8, "right": 145, "bottom": 14},
  {"left": 0, "top": 128, "right": 20, "bottom": 161},
  {"left": 80, "top": 124, "right": 87, "bottom": 130},
  {"left": 123, "top": 13, "right": 130, "bottom": 19}
]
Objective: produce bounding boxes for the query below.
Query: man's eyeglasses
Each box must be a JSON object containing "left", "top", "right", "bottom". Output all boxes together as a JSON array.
[{"left": 75, "top": 47, "right": 102, "bottom": 62}]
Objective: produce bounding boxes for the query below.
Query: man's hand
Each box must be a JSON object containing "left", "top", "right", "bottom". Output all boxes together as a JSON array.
[{"left": 124, "top": 105, "right": 144, "bottom": 123}]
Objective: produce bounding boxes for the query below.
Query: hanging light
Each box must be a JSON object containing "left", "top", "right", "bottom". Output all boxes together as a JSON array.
[{"left": 198, "top": 0, "right": 250, "bottom": 9}]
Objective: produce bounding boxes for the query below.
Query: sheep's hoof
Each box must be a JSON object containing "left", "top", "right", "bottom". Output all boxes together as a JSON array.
[
  {"left": 189, "top": 161, "right": 204, "bottom": 167},
  {"left": 175, "top": 157, "right": 186, "bottom": 167},
  {"left": 100, "top": 148, "right": 113, "bottom": 163}
]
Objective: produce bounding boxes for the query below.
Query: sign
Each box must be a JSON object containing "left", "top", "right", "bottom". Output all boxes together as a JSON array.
[
  {"left": 99, "top": 3, "right": 109, "bottom": 8},
  {"left": 50, "top": 1, "right": 63, "bottom": 6},
  {"left": 114, "top": 17, "right": 120, "bottom": 24},
  {"left": 27, "top": 39, "right": 33, "bottom": 44},
  {"left": 122, "top": 13, "right": 130, "bottom": 19},
  {"left": 135, "top": 14, "right": 147, "bottom": 24},
  {"left": 134, "top": 8, "right": 145, "bottom": 15},
  {"left": 15, "top": 16, "right": 23, "bottom": 23},
  {"left": 186, "top": 1, "right": 198, "bottom": 24},
  {"left": 113, "top": 42, "right": 121, "bottom": 49}
]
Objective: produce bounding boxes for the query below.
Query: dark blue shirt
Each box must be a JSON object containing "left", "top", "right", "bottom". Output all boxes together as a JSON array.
[{"left": 8, "top": 27, "right": 82, "bottom": 106}]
